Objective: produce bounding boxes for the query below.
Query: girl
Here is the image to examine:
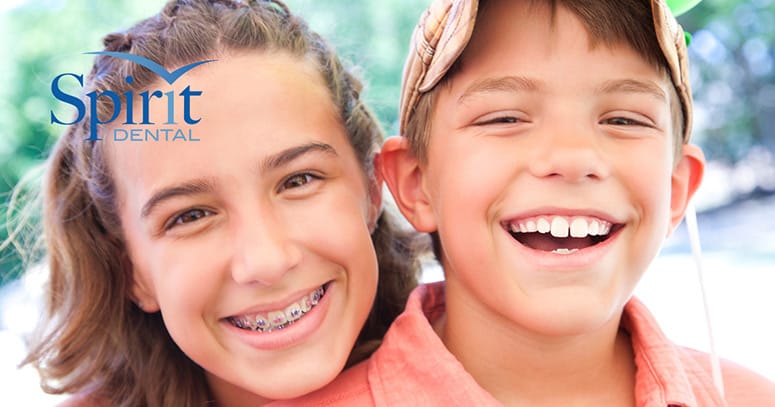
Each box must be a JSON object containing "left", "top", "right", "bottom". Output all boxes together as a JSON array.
[{"left": 19, "top": 0, "right": 422, "bottom": 405}]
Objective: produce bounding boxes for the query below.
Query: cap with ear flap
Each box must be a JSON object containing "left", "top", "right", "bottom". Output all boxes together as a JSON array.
[
  {"left": 398, "top": 0, "right": 477, "bottom": 135},
  {"left": 398, "top": 0, "right": 696, "bottom": 143}
]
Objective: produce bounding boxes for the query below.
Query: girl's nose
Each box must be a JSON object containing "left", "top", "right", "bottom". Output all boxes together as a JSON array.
[{"left": 230, "top": 212, "right": 302, "bottom": 287}]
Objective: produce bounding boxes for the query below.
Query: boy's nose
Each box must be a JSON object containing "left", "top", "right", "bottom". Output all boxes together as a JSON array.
[
  {"left": 230, "top": 212, "right": 302, "bottom": 286},
  {"left": 527, "top": 128, "right": 610, "bottom": 183}
]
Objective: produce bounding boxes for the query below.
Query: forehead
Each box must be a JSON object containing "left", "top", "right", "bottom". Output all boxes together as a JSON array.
[
  {"left": 459, "top": 0, "right": 666, "bottom": 73},
  {"left": 105, "top": 50, "right": 339, "bottom": 152},
  {"left": 104, "top": 51, "right": 351, "bottom": 199},
  {"left": 438, "top": 0, "right": 672, "bottom": 101},
  {"left": 462, "top": 1, "right": 574, "bottom": 66}
]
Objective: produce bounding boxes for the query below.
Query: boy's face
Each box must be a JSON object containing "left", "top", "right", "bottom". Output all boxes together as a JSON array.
[{"left": 384, "top": 1, "right": 703, "bottom": 336}]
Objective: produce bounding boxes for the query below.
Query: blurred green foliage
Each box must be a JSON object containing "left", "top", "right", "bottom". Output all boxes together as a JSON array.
[
  {"left": 679, "top": 0, "right": 775, "bottom": 162},
  {"left": 0, "top": 0, "right": 428, "bottom": 285},
  {"left": 0, "top": 1, "right": 173, "bottom": 284},
  {"left": 1, "top": 0, "right": 774, "bottom": 285}
]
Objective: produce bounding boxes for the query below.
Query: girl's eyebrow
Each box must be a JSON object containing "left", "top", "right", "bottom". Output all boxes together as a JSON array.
[
  {"left": 141, "top": 178, "right": 217, "bottom": 219},
  {"left": 140, "top": 142, "right": 338, "bottom": 219},
  {"left": 258, "top": 142, "right": 338, "bottom": 173}
]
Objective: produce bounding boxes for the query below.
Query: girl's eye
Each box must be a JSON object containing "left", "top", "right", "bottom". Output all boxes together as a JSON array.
[
  {"left": 279, "top": 172, "right": 321, "bottom": 192},
  {"left": 167, "top": 208, "right": 212, "bottom": 229}
]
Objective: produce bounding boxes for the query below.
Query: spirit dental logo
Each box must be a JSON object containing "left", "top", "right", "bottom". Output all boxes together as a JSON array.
[{"left": 50, "top": 52, "right": 215, "bottom": 141}]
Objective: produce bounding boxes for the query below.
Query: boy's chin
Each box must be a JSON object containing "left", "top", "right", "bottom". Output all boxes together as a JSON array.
[{"left": 498, "top": 289, "right": 630, "bottom": 337}]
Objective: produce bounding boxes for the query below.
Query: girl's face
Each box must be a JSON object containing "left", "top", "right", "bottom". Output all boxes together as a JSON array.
[{"left": 109, "top": 52, "right": 380, "bottom": 405}]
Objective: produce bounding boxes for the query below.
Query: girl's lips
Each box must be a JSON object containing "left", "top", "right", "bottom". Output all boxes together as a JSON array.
[
  {"left": 226, "top": 285, "right": 327, "bottom": 333},
  {"left": 228, "top": 282, "right": 331, "bottom": 317},
  {"left": 223, "top": 282, "right": 334, "bottom": 351}
]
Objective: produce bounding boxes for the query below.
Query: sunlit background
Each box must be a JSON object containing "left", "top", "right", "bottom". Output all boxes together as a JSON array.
[{"left": 1, "top": 0, "right": 773, "bottom": 404}]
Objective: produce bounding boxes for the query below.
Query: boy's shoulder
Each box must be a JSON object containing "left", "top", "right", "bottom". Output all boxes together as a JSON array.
[
  {"left": 625, "top": 298, "right": 775, "bottom": 404},
  {"left": 679, "top": 347, "right": 775, "bottom": 405},
  {"left": 268, "top": 360, "right": 373, "bottom": 406}
]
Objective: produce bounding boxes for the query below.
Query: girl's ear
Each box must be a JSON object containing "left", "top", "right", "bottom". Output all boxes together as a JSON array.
[
  {"left": 668, "top": 143, "right": 705, "bottom": 235},
  {"left": 130, "top": 261, "right": 160, "bottom": 312},
  {"left": 379, "top": 136, "right": 437, "bottom": 232}
]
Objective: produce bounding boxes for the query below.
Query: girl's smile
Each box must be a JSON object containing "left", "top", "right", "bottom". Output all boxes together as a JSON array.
[
  {"left": 223, "top": 283, "right": 333, "bottom": 351},
  {"left": 226, "top": 284, "right": 328, "bottom": 333}
]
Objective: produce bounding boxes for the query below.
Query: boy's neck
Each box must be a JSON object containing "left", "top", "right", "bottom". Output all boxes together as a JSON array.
[{"left": 436, "top": 276, "right": 637, "bottom": 406}]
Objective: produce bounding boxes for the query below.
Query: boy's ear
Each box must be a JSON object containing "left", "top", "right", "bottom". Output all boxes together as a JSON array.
[
  {"left": 367, "top": 151, "right": 384, "bottom": 233},
  {"left": 380, "top": 136, "right": 437, "bottom": 232},
  {"left": 668, "top": 144, "right": 705, "bottom": 234}
]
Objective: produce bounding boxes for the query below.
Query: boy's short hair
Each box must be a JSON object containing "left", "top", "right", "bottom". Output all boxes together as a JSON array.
[{"left": 399, "top": 0, "right": 693, "bottom": 162}]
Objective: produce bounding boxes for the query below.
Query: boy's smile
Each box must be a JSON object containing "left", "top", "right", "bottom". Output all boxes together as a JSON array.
[
  {"left": 504, "top": 213, "right": 620, "bottom": 253},
  {"left": 499, "top": 207, "right": 627, "bottom": 271}
]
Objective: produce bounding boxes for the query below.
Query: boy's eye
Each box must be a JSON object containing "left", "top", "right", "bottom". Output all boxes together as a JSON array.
[
  {"left": 167, "top": 208, "right": 213, "bottom": 229},
  {"left": 279, "top": 172, "right": 321, "bottom": 192},
  {"left": 475, "top": 115, "right": 522, "bottom": 126},
  {"left": 601, "top": 117, "right": 650, "bottom": 127}
]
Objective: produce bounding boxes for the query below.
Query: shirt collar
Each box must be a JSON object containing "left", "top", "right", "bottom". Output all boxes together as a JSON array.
[
  {"left": 623, "top": 297, "right": 705, "bottom": 407},
  {"left": 370, "top": 282, "right": 500, "bottom": 405}
]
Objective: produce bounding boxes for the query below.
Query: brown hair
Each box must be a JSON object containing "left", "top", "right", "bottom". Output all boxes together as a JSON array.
[
  {"left": 20, "top": 0, "right": 423, "bottom": 405},
  {"left": 403, "top": 0, "right": 685, "bottom": 261}
]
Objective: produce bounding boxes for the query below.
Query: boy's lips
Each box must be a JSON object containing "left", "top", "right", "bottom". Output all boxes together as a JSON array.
[{"left": 502, "top": 213, "right": 623, "bottom": 254}]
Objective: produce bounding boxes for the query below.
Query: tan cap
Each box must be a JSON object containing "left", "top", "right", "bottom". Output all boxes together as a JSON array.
[{"left": 398, "top": 0, "right": 693, "bottom": 142}]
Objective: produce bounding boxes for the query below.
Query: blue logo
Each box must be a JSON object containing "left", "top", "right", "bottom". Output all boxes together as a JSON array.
[{"left": 50, "top": 52, "right": 216, "bottom": 141}]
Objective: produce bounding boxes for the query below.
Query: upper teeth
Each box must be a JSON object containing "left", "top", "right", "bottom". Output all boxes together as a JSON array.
[
  {"left": 230, "top": 286, "right": 325, "bottom": 333},
  {"left": 510, "top": 216, "right": 612, "bottom": 238}
]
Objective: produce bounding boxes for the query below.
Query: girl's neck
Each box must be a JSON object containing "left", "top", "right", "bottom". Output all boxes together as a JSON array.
[{"left": 436, "top": 278, "right": 637, "bottom": 407}]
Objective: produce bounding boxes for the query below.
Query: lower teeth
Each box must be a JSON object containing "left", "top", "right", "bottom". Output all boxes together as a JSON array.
[
  {"left": 271, "top": 322, "right": 291, "bottom": 331},
  {"left": 552, "top": 248, "right": 578, "bottom": 254}
]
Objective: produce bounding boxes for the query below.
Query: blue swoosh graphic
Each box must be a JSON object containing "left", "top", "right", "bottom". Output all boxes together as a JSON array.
[{"left": 85, "top": 51, "right": 215, "bottom": 84}]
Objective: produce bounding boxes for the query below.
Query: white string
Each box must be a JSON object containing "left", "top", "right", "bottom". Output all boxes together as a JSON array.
[{"left": 684, "top": 203, "right": 725, "bottom": 398}]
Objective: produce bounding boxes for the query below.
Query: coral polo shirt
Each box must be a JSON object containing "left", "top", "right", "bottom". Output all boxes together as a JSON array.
[{"left": 272, "top": 282, "right": 775, "bottom": 406}]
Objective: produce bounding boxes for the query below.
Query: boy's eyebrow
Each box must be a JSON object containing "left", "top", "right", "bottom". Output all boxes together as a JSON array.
[
  {"left": 457, "top": 77, "right": 666, "bottom": 104},
  {"left": 140, "top": 142, "right": 337, "bottom": 219},
  {"left": 596, "top": 79, "right": 667, "bottom": 102},
  {"left": 457, "top": 76, "right": 542, "bottom": 105}
]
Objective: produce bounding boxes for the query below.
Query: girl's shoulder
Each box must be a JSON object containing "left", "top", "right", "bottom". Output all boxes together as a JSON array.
[{"left": 56, "top": 391, "right": 105, "bottom": 407}]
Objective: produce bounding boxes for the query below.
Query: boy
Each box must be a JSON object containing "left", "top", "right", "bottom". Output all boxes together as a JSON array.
[{"left": 278, "top": 0, "right": 775, "bottom": 405}]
